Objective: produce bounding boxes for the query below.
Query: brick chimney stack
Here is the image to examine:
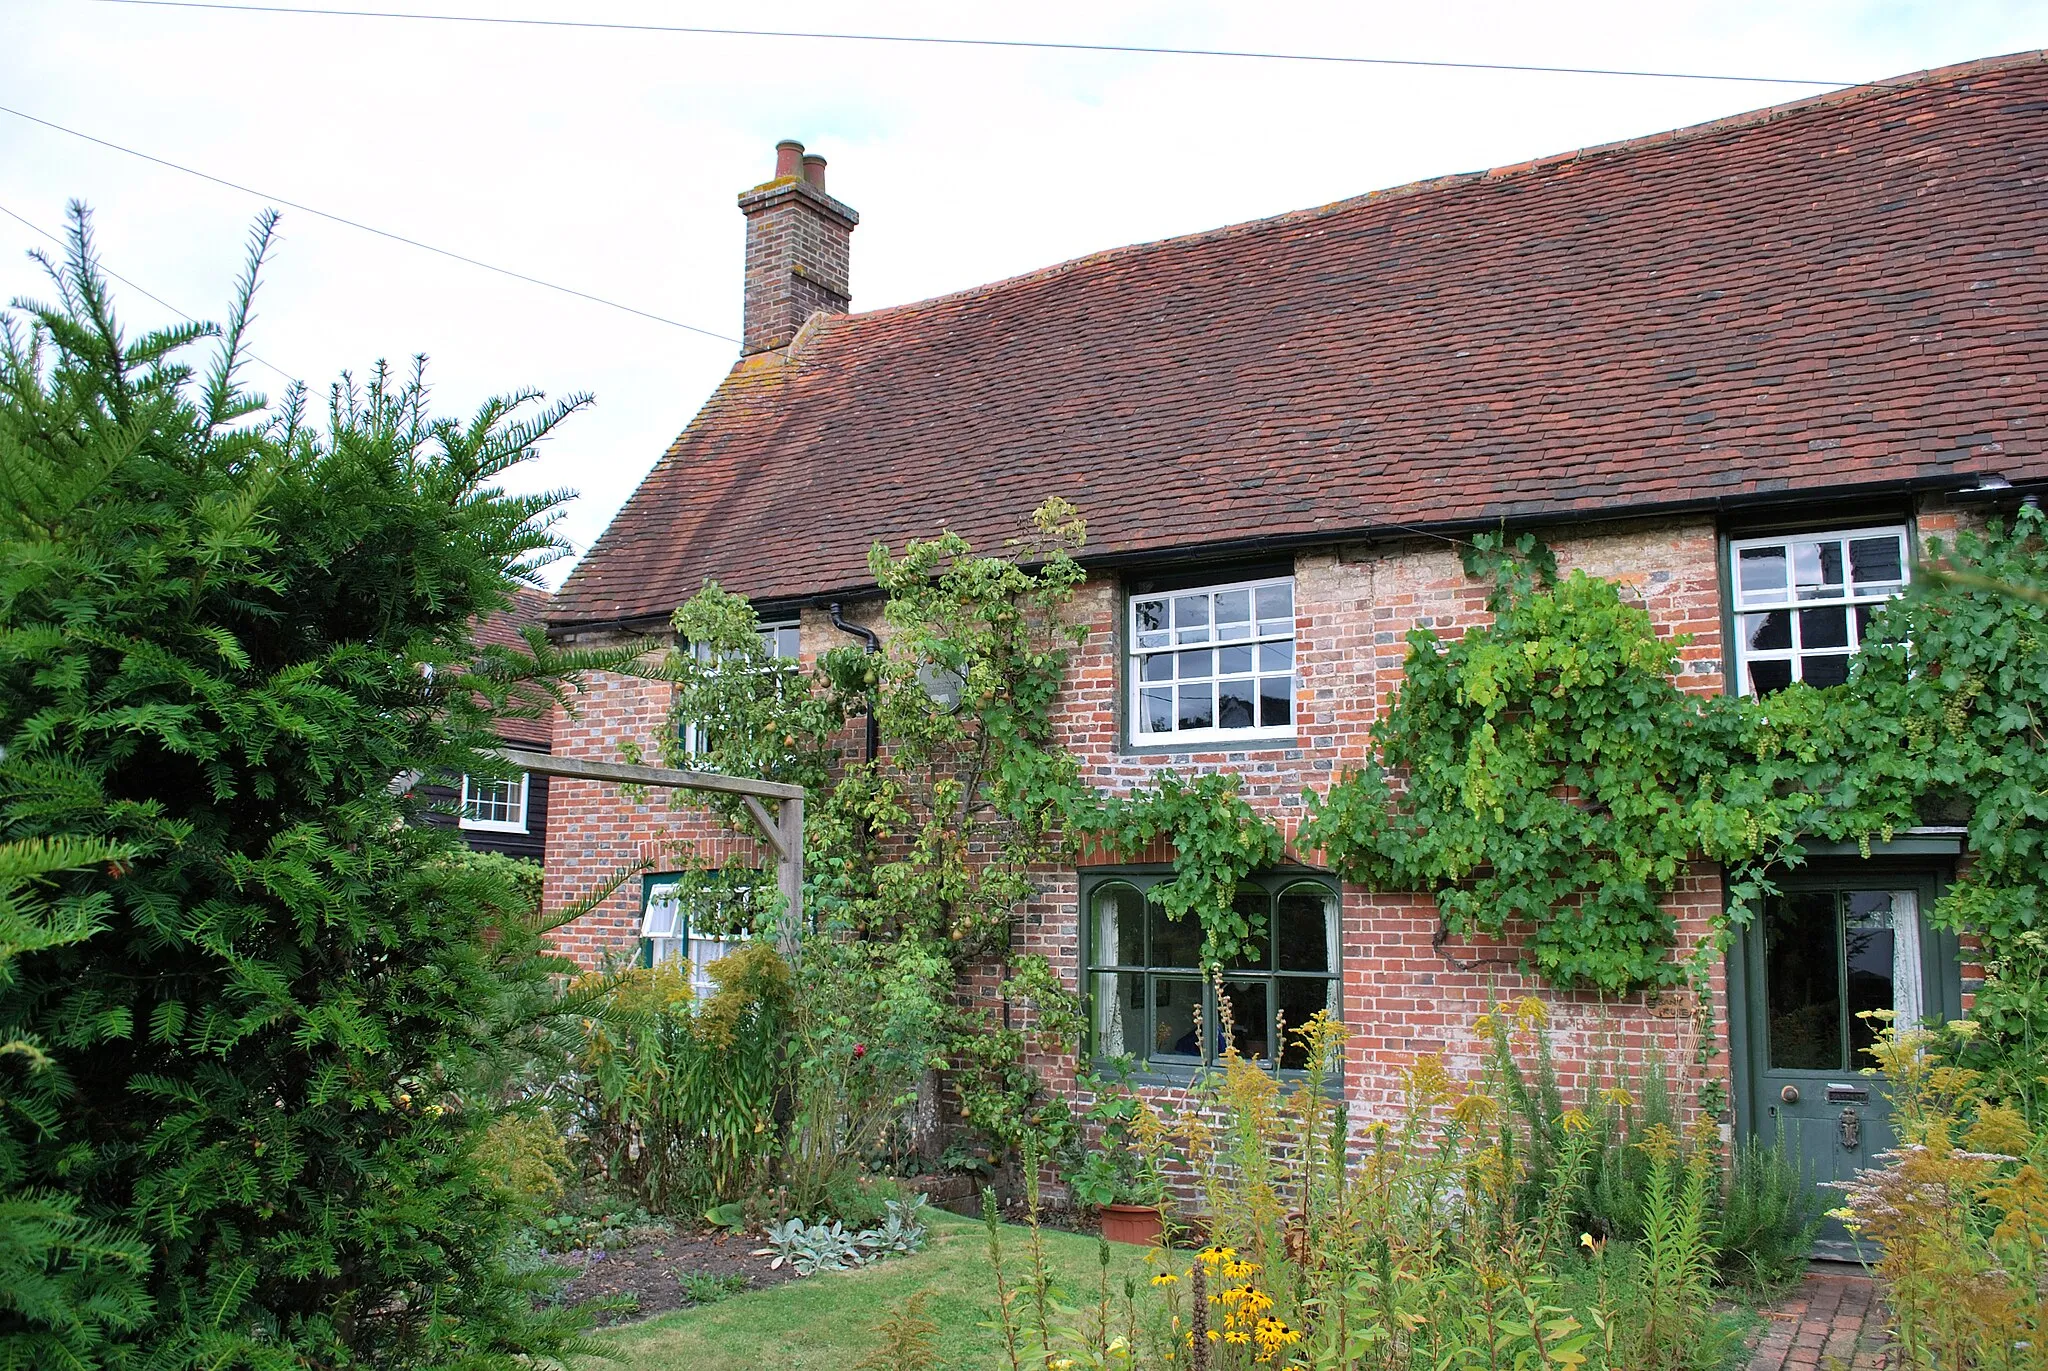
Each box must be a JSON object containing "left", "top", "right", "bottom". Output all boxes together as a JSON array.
[{"left": 738, "top": 139, "right": 859, "bottom": 355}]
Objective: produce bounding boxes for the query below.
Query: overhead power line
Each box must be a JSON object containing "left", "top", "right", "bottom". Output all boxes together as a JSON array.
[
  {"left": 88, "top": 0, "right": 1887, "bottom": 89},
  {"left": 0, "top": 103, "right": 740, "bottom": 345},
  {"left": 0, "top": 197, "right": 302, "bottom": 385}
]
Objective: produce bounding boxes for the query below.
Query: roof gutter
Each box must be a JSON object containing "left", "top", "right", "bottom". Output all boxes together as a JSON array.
[{"left": 545, "top": 470, "right": 2041, "bottom": 633}]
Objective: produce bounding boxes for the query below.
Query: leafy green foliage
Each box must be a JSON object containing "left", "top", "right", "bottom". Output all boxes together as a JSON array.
[
  {"left": 581, "top": 952, "right": 792, "bottom": 1212},
  {"left": 0, "top": 206, "right": 619, "bottom": 1368},
  {"left": 1076, "top": 771, "right": 1287, "bottom": 967},
  {"left": 1303, "top": 536, "right": 1734, "bottom": 992}
]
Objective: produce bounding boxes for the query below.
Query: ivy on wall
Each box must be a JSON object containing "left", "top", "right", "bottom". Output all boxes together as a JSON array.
[{"left": 1303, "top": 511, "right": 2048, "bottom": 1044}]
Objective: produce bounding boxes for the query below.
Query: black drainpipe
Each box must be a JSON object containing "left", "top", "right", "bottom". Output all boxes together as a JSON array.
[{"left": 828, "top": 602, "right": 881, "bottom": 763}]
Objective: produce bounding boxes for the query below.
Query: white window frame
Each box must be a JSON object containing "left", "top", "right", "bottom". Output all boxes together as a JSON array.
[
  {"left": 640, "top": 872, "right": 753, "bottom": 1001},
  {"left": 1128, "top": 575, "right": 1297, "bottom": 746},
  {"left": 458, "top": 771, "right": 529, "bottom": 832},
  {"left": 682, "top": 620, "right": 802, "bottom": 757},
  {"left": 1729, "top": 524, "right": 1910, "bottom": 696}
]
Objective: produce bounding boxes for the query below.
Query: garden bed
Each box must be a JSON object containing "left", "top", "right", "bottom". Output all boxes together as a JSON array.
[{"left": 557, "top": 1223, "right": 800, "bottom": 1325}]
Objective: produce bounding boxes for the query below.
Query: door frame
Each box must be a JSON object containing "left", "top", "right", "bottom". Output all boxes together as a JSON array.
[{"left": 1726, "top": 854, "right": 1963, "bottom": 1159}]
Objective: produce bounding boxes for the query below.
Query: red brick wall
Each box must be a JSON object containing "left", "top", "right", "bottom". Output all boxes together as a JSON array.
[
  {"left": 545, "top": 499, "right": 1976, "bottom": 1132},
  {"left": 541, "top": 661, "right": 777, "bottom": 966}
]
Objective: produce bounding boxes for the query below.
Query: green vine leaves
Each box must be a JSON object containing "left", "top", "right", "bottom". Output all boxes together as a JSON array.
[
  {"left": 1302, "top": 541, "right": 1716, "bottom": 993},
  {"left": 1303, "top": 514, "right": 2048, "bottom": 1010}
]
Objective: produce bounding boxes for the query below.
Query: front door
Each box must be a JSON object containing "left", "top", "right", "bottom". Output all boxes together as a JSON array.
[{"left": 1734, "top": 870, "right": 1958, "bottom": 1260}]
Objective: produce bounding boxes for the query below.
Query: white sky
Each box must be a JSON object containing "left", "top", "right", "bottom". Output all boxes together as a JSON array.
[{"left": 4, "top": 1, "right": 2043, "bottom": 587}]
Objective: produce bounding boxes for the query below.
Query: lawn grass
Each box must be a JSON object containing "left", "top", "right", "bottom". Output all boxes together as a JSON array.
[{"left": 604, "top": 1209, "right": 1156, "bottom": 1370}]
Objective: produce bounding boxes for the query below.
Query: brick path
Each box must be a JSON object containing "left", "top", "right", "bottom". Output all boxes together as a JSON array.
[{"left": 1746, "top": 1266, "right": 1891, "bottom": 1370}]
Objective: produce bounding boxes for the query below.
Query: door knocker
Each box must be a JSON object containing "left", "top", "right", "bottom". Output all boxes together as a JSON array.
[{"left": 1839, "top": 1105, "right": 1861, "bottom": 1151}]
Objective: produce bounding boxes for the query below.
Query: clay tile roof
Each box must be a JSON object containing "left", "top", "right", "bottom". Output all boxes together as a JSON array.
[
  {"left": 555, "top": 51, "right": 2048, "bottom": 628},
  {"left": 474, "top": 587, "right": 553, "bottom": 747}
]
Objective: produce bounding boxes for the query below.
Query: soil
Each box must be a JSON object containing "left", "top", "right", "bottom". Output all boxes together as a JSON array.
[{"left": 556, "top": 1222, "right": 801, "bottom": 1326}]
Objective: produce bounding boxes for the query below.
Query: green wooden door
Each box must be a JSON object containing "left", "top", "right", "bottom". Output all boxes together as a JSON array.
[{"left": 1731, "top": 869, "right": 1959, "bottom": 1261}]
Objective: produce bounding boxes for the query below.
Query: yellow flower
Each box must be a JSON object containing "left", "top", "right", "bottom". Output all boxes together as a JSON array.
[
  {"left": 1514, "top": 996, "right": 1548, "bottom": 1030},
  {"left": 1471, "top": 1012, "right": 1497, "bottom": 1039},
  {"left": 1599, "top": 1086, "right": 1636, "bottom": 1109},
  {"left": 1151, "top": 1272, "right": 1179, "bottom": 1286},
  {"left": 1560, "top": 1107, "right": 1590, "bottom": 1135},
  {"left": 1224, "top": 1330, "right": 1251, "bottom": 1344},
  {"left": 1451, "top": 1092, "right": 1500, "bottom": 1126}
]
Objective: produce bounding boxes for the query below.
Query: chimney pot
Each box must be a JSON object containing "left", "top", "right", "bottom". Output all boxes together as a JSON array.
[{"left": 738, "top": 141, "right": 858, "bottom": 355}]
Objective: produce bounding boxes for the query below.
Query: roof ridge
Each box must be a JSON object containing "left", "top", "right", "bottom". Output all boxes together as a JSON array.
[{"left": 803, "top": 46, "right": 2047, "bottom": 336}]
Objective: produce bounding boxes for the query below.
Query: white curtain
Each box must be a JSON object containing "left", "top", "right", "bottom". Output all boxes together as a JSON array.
[
  {"left": 1892, "top": 889, "right": 1925, "bottom": 1033},
  {"left": 1095, "top": 973, "right": 1126, "bottom": 1057}
]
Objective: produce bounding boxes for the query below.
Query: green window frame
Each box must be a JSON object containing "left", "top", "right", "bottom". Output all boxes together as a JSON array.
[{"left": 1082, "top": 869, "right": 1341, "bottom": 1075}]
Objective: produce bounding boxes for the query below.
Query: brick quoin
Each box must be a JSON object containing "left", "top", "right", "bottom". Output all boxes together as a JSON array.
[{"left": 540, "top": 505, "right": 2011, "bottom": 1138}]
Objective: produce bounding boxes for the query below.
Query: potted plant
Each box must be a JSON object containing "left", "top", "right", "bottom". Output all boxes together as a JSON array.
[{"left": 1065, "top": 1061, "right": 1168, "bottom": 1245}]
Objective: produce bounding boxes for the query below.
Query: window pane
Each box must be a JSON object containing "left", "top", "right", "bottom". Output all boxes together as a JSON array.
[
  {"left": 1174, "top": 594, "right": 1211, "bottom": 644},
  {"left": 1220, "top": 980, "right": 1272, "bottom": 1063},
  {"left": 1846, "top": 892, "right": 1897, "bottom": 1068},
  {"left": 1850, "top": 536, "right": 1903, "bottom": 589},
  {"left": 1177, "top": 649, "right": 1213, "bottom": 680},
  {"left": 1224, "top": 886, "right": 1270, "bottom": 970},
  {"left": 1141, "top": 652, "right": 1173, "bottom": 682},
  {"left": 1140, "top": 688, "right": 1174, "bottom": 733},
  {"left": 1794, "top": 540, "right": 1845, "bottom": 600},
  {"left": 1217, "top": 678, "right": 1255, "bottom": 729},
  {"left": 1134, "top": 598, "right": 1167, "bottom": 636},
  {"left": 1152, "top": 977, "right": 1206, "bottom": 1060},
  {"left": 1149, "top": 898, "right": 1202, "bottom": 969},
  {"left": 1276, "top": 977, "right": 1338, "bottom": 1069},
  {"left": 1260, "top": 641, "right": 1294, "bottom": 672},
  {"left": 764, "top": 625, "right": 801, "bottom": 658},
  {"left": 1217, "top": 645, "right": 1254, "bottom": 676},
  {"left": 1854, "top": 604, "right": 1877, "bottom": 641},
  {"left": 1767, "top": 891, "right": 1843, "bottom": 1071},
  {"left": 1177, "top": 683, "right": 1214, "bottom": 731},
  {"left": 1094, "top": 971, "right": 1141, "bottom": 1058},
  {"left": 1092, "top": 883, "right": 1146, "bottom": 967},
  {"left": 1260, "top": 678, "right": 1293, "bottom": 728},
  {"left": 642, "top": 880, "right": 682, "bottom": 939},
  {"left": 1215, "top": 589, "right": 1251, "bottom": 639},
  {"left": 1738, "top": 545, "right": 1788, "bottom": 600},
  {"left": 1748, "top": 660, "right": 1793, "bottom": 695},
  {"left": 1744, "top": 610, "right": 1792, "bottom": 652},
  {"left": 1277, "top": 886, "right": 1336, "bottom": 971},
  {"left": 1802, "top": 654, "right": 1851, "bottom": 688},
  {"left": 1799, "top": 605, "right": 1849, "bottom": 650},
  {"left": 1256, "top": 583, "right": 1293, "bottom": 634}
]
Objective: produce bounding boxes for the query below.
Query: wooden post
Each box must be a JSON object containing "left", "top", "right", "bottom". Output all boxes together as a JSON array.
[{"left": 776, "top": 795, "right": 804, "bottom": 959}]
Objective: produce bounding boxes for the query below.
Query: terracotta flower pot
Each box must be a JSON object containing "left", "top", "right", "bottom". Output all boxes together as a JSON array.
[{"left": 1099, "top": 1203, "right": 1165, "bottom": 1246}]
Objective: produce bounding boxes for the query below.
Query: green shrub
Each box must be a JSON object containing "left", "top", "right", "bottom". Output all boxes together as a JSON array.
[
  {"left": 1715, "top": 1133, "right": 1819, "bottom": 1292},
  {"left": 822, "top": 1172, "right": 903, "bottom": 1229},
  {"left": 0, "top": 207, "right": 615, "bottom": 1368}
]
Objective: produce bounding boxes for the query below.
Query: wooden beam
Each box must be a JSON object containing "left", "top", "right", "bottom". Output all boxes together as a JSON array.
[
  {"left": 494, "top": 748, "right": 806, "bottom": 800},
  {"left": 741, "top": 796, "right": 788, "bottom": 859}
]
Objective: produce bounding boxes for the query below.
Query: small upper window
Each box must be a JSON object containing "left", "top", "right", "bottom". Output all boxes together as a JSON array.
[
  {"left": 459, "top": 772, "right": 528, "bottom": 832},
  {"left": 641, "top": 871, "right": 757, "bottom": 1001},
  {"left": 684, "top": 620, "right": 801, "bottom": 755},
  {"left": 1730, "top": 526, "right": 1908, "bottom": 695},
  {"left": 1129, "top": 577, "right": 1296, "bottom": 744}
]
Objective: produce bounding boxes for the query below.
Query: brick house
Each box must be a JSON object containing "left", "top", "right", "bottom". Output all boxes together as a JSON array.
[
  {"left": 417, "top": 587, "right": 554, "bottom": 864},
  {"left": 543, "top": 51, "right": 2047, "bottom": 1242}
]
